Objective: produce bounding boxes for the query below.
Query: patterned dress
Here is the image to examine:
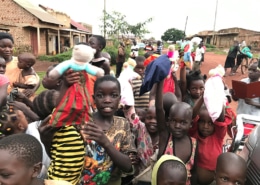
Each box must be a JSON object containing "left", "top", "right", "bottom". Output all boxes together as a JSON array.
[{"left": 80, "top": 116, "right": 136, "bottom": 185}]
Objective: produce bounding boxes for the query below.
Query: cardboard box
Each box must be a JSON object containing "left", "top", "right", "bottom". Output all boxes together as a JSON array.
[{"left": 232, "top": 80, "right": 260, "bottom": 99}]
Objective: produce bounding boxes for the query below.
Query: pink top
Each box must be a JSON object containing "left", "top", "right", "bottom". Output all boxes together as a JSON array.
[{"left": 0, "top": 75, "right": 9, "bottom": 86}]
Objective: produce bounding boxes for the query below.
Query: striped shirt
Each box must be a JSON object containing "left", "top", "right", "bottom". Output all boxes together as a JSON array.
[
  {"left": 132, "top": 79, "right": 150, "bottom": 109},
  {"left": 48, "top": 126, "right": 85, "bottom": 185}
]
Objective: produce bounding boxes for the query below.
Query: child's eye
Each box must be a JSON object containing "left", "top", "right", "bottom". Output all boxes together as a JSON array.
[
  {"left": 220, "top": 177, "right": 228, "bottom": 182},
  {"left": 96, "top": 94, "right": 104, "bottom": 99},
  {"left": 1, "top": 173, "right": 11, "bottom": 179},
  {"left": 111, "top": 93, "right": 119, "bottom": 98},
  {"left": 235, "top": 182, "right": 242, "bottom": 185}
]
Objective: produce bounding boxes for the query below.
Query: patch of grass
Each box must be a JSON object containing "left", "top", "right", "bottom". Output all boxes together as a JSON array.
[{"left": 36, "top": 71, "right": 45, "bottom": 95}]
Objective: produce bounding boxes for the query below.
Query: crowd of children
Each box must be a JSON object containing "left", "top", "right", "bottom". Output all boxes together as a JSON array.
[{"left": 0, "top": 31, "right": 258, "bottom": 185}]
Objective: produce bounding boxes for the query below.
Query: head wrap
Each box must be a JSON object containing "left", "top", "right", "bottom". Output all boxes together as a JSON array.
[{"left": 151, "top": 155, "right": 186, "bottom": 185}]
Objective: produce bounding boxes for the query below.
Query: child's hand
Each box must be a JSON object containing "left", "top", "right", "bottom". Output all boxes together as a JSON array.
[
  {"left": 129, "top": 152, "right": 139, "bottom": 165},
  {"left": 64, "top": 69, "right": 80, "bottom": 86},
  {"left": 23, "top": 89, "right": 34, "bottom": 97},
  {"left": 80, "top": 122, "right": 110, "bottom": 148}
]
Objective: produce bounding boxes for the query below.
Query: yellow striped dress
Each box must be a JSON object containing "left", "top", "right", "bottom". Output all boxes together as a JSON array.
[{"left": 48, "top": 126, "right": 85, "bottom": 185}]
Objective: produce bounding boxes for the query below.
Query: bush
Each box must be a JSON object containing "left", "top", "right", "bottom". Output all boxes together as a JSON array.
[
  {"left": 205, "top": 44, "right": 216, "bottom": 48},
  {"left": 37, "top": 49, "right": 72, "bottom": 62}
]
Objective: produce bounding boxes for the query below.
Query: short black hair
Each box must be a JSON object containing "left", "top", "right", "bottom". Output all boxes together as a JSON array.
[
  {"left": 0, "top": 133, "right": 42, "bottom": 167},
  {"left": 94, "top": 75, "right": 120, "bottom": 94},
  {"left": 186, "top": 70, "right": 207, "bottom": 89},
  {"left": 135, "top": 56, "right": 145, "bottom": 63},
  {"left": 92, "top": 35, "right": 106, "bottom": 50},
  {"left": 158, "top": 160, "right": 187, "bottom": 177},
  {"left": 0, "top": 32, "right": 14, "bottom": 43}
]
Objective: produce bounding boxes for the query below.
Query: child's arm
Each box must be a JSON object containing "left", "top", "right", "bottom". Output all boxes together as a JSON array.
[
  {"left": 13, "top": 82, "right": 35, "bottom": 89},
  {"left": 179, "top": 61, "right": 187, "bottom": 99},
  {"left": 172, "top": 72, "right": 182, "bottom": 101},
  {"left": 229, "top": 89, "right": 239, "bottom": 101},
  {"left": 192, "top": 95, "right": 204, "bottom": 119},
  {"left": 156, "top": 80, "right": 170, "bottom": 159},
  {"left": 0, "top": 83, "right": 8, "bottom": 109},
  {"left": 81, "top": 122, "right": 133, "bottom": 172}
]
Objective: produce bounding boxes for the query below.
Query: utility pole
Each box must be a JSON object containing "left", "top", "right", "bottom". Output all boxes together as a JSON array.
[
  {"left": 213, "top": 0, "right": 218, "bottom": 45},
  {"left": 184, "top": 16, "right": 188, "bottom": 37},
  {"left": 103, "top": 0, "right": 106, "bottom": 38}
]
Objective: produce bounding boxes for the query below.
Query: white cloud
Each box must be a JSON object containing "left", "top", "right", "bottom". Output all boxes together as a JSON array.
[{"left": 32, "top": 0, "right": 260, "bottom": 40}]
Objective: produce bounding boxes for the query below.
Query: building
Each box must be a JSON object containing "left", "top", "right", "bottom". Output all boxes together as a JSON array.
[{"left": 0, "top": 0, "right": 92, "bottom": 55}]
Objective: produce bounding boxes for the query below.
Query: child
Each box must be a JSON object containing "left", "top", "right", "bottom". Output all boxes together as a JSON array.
[
  {"left": 0, "top": 107, "right": 50, "bottom": 179},
  {"left": 79, "top": 75, "right": 136, "bottom": 185},
  {"left": 152, "top": 155, "right": 187, "bottom": 185},
  {"left": 180, "top": 62, "right": 206, "bottom": 107},
  {"left": 224, "top": 41, "right": 240, "bottom": 76},
  {"left": 215, "top": 152, "right": 247, "bottom": 185},
  {"left": 118, "top": 58, "right": 141, "bottom": 108},
  {"left": 13, "top": 52, "right": 40, "bottom": 101},
  {"left": 155, "top": 79, "right": 197, "bottom": 185},
  {"left": 132, "top": 56, "right": 152, "bottom": 109},
  {"left": 0, "top": 74, "right": 9, "bottom": 111},
  {"left": 0, "top": 56, "right": 6, "bottom": 74},
  {"left": 89, "top": 35, "right": 111, "bottom": 75},
  {"left": 192, "top": 43, "right": 205, "bottom": 71},
  {"left": 0, "top": 133, "right": 72, "bottom": 185},
  {"left": 230, "top": 62, "right": 260, "bottom": 135},
  {"left": 189, "top": 101, "right": 233, "bottom": 185}
]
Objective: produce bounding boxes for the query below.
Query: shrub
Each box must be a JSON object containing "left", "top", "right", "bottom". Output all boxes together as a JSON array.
[
  {"left": 37, "top": 49, "right": 72, "bottom": 62},
  {"left": 205, "top": 44, "right": 216, "bottom": 48}
]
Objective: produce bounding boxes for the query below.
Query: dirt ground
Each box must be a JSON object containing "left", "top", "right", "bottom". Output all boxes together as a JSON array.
[{"left": 34, "top": 52, "right": 244, "bottom": 112}]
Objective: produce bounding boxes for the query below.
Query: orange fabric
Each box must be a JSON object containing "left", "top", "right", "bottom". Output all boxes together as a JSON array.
[
  {"left": 144, "top": 54, "right": 160, "bottom": 67},
  {"left": 5, "top": 57, "right": 21, "bottom": 93}
]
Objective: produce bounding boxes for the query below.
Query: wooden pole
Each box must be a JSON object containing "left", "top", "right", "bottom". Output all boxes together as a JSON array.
[
  {"left": 213, "top": 0, "right": 218, "bottom": 45},
  {"left": 103, "top": 0, "right": 106, "bottom": 39},
  {"left": 184, "top": 16, "right": 188, "bottom": 36}
]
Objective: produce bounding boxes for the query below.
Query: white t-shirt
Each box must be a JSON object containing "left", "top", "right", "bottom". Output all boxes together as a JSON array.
[
  {"left": 130, "top": 45, "right": 139, "bottom": 57},
  {"left": 195, "top": 47, "right": 205, "bottom": 62},
  {"left": 26, "top": 121, "right": 51, "bottom": 179}
]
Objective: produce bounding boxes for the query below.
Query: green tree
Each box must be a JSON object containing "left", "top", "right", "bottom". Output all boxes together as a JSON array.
[
  {"left": 161, "top": 28, "right": 185, "bottom": 42},
  {"left": 100, "top": 11, "right": 152, "bottom": 39}
]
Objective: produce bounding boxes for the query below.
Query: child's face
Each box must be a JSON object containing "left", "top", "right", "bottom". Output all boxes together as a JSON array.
[
  {"left": 0, "top": 110, "right": 28, "bottom": 137},
  {"left": 248, "top": 63, "right": 260, "bottom": 81},
  {"left": 0, "top": 150, "right": 38, "bottom": 185},
  {"left": 17, "top": 58, "right": 29, "bottom": 70},
  {"left": 157, "top": 167, "right": 186, "bottom": 185},
  {"left": 88, "top": 37, "right": 102, "bottom": 54},
  {"left": 189, "top": 80, "right": 205, "bottom": 99},
  {"left": 168, "top": 106, "right": 191, "bottom": 139},
  {"left": 93, "top": 81, "right": 120, "bottom": 117},
  {"left": 198, "top": 109, "right": 214, "bottom": 137},
  {"left": 0, "top": 58, "right": 6, "bottom": 74},
  {"left": 135, "top": 108, "right": 145, "bottom": 123},
  {"left": 144, "top": 107, "right": 158, "bottom": 134},
  {"left": 215, "top": 164, "right": 246, "bottom": 185},
  {"left": 42, "top": 66, "right": 60, "bottom": 89},
  {"left": 134, "top": 62, "right": 145, "bottom": 77}
]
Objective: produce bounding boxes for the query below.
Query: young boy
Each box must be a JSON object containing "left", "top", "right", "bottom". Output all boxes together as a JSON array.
[
  {"left": 80, "top": 75, "right": 136, "bottom": 185},
  {"left": 0, "top": 133, "right": 72, "bottom": 185},
  {"left": 13, "top": 52, "right": 40, "bottom": 101},
  {"left": 215, "top": 152, "right": 247, "bottom": 185},
  {"left": 0, "top": 56, "right": 6, "bottom": 74},
  {"left": 152, "top": 155, "right": 187, "bottom": 185},
  {"left": 231, "top": 62, "right": 260, "bottom": 135}
]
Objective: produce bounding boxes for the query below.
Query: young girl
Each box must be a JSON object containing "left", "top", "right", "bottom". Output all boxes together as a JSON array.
[
  {"left": 0, "top": 133, "right": 72, "bottom": 185},
  {"left": 152, "top": 155, "right": 187, "bottom": 185},
  {"left": 180, "top": 61, "right": 206, "bottom": 107},
  {"left": 156, "top": 79, "right": 197, "bottom": 185},
  {"left": 79, "top": 75, "right": 136, "bottom": 185},
  {"left": 13, "top": 52, "right": 40, "bottom": 101},
  {"left": 0, "top": 56, "right": 6, "bottom": 74}
]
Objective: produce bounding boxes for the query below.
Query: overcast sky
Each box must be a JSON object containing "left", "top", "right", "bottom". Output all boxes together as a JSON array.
[{"left": 32, "top": 0, "right": 260, "bottom": 40}]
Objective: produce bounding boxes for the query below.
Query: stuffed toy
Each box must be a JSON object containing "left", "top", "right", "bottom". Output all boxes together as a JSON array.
[
  {"left": 203, "top": 65, "right": 226, "bottom": 122},
  {"left": 49, "top": 44, "right": 104, "bottom": 80},
  {"left": 48, "top": 44, "right": 104, "bottom": 127},
  {"left": 118, "top": 58, "right": 141, "bottom": 107}
]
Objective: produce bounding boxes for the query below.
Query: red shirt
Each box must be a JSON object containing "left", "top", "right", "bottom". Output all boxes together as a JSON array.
[{"left": 189, "top": 107, "right": 233, "bottom": 170}]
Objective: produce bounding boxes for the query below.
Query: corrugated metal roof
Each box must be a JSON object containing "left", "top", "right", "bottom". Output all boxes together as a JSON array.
[
  {"left": 70, "top": 19, "right": 90, "bottom": 32},
  {"left": 13, "top": 0, "right": 63, "bottom": 25}
]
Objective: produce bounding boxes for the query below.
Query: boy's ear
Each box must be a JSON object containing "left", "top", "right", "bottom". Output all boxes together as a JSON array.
[{"left": 32, "top": 162, "right": 42, "bottom": 178}]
